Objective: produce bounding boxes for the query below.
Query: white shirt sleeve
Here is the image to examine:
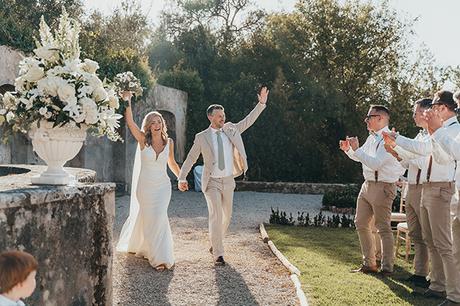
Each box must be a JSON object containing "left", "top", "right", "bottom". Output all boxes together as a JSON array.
[
  {"left": 393, "top": 145, "right": 420, "bottom": 161},
  {"left": 344, "top": 148, "right": 360, "bottom": 162},
  {"left": 354, "top": 140, "right": 394, "bottom": 171},
  {"left": 432, "top": 127, "right": 460, "bottom": 161},
  {"left": 399, "top": 159, "right": 409, "bottom": 169},
  {"left": 431, "top": 138, "right": 455, "bottom": 165},
  {"left": 406, "top": 156, "right": 426, "bottom": 169},
  {"left": 395, "top": 135, "right": 431, "bottom": 156}
]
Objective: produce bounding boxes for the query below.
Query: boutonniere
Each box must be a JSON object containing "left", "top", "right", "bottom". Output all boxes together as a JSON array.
[{"left": 225, "top": 126, "right": 237, "bottom": 136}]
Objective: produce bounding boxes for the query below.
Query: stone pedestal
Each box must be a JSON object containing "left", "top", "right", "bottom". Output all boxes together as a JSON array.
[{"left": 0, "top": 165, "right": 115, "bottom": 306}]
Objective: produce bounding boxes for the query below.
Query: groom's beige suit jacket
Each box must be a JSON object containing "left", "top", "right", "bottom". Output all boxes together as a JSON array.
[{"left": 179, "top": 102, "right": 266, "bottom": 192}]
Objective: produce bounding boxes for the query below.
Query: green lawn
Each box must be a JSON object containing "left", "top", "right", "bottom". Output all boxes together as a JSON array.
[{"left": 266, "top": 225, "right": 439, "bottom": 306}]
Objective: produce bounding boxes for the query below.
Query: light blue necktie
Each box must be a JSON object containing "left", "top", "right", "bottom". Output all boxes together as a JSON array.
[{"left": 216, "top": 130, "right": 225, "bottom": 170}]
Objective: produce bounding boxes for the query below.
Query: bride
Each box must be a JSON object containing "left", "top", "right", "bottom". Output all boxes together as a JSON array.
[{"left": 116, "top": 91, "right": 180, "bottom": 271}]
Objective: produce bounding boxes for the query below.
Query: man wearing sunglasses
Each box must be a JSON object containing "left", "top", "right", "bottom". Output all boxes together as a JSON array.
[
  {"left": 384, "top": 90, "right": 460, "bottom": 304},
  {"left": 339, "top": 105, "right": 405, "bottom": 276},
  {"left": 423, "top": 90, "right": 460, "bottom": 306}
]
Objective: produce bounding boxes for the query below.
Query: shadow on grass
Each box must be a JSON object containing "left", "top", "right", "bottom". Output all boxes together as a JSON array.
[{"left": 266, "top": 225, "right": 439, "bottom": 306}]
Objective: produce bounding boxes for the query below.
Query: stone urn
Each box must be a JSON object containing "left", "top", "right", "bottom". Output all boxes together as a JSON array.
[{"left": 28, "top": 120, "right": 87, "bottom": 185}]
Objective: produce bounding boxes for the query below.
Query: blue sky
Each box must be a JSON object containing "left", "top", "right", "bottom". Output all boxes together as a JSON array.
[{"left": 83, "top": 0, "right": 459, "bottom": 68}]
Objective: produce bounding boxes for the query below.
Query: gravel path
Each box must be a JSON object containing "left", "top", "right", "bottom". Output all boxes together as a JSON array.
[{"left": 113, "top": 190, "right": 323, "bottom": 306}]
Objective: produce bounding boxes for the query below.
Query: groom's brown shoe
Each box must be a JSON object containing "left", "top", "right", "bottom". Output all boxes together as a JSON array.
[
  {"left": 215, "top": 256, "right": 225, "bottom": 266},
  {"left": 209, "top": 247, "right": 213, "bottom": 255},
  {"left": 350, "top": 265, "right": 378, "bottom": 274}
]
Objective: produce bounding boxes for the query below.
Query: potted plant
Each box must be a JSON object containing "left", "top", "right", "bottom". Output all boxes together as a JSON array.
[{"left": 0, "top": 9, "right": 125, "bottom": 185}]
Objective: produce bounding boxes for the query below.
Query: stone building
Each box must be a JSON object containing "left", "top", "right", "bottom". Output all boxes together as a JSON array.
[{"left": 0, "top": 45, "right": 188, "bottom": 192}]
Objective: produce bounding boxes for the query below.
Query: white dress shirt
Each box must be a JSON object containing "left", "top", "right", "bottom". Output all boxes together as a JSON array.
[
  {"left": 431, "top": 116, "right": 460, "bottom": 183},
  {"left": 210, "top": 127, "right": 234, "bottom": 178},
  {"left": 394, "top": 131, "right": 429, "bottom": 185},
  {"left": 395, "top": 119, "right": 457, "bottom": 183},
  {"left": 0, "top": 295, "right": 25, "bottom": 306},
  {"left": 345, "top": 126, "right": 405, "bottom": 183}
]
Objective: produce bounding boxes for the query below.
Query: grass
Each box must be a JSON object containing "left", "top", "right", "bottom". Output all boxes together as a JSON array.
[{"left": 266, "top": 225, "right": 440, "bottom": 306}]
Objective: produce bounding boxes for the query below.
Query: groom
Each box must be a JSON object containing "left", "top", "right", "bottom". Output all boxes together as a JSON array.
[{"left": 178, "top": 87, "right": 269, "bottom": 265}]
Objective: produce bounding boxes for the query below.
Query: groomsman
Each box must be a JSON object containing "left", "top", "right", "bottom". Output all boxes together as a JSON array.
[
  {"left": 383, "top": 98, "right": 431, "bottom": 288},
  {"left": 424, "top": 90, "right": 460, "bottom": 306},
  {"left": 340, "top": 105, "right": 405, "bottom": 275},
  {"left": 386, "top": 90, "right": 460, "bottom": 303}
]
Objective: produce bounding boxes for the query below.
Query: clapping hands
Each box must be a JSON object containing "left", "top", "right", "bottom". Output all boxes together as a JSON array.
[
  {"left": 339, "top": 136, "right": 359, "bottom": 152},
  {"left": 382, "top": 130, "right": 397, "bottom": 148},
  {"left": 339, "top": 139, "right": 350, "bottom": 152},
  {"left": 423, "top": 108, "right": 443, "bottom": 134}
]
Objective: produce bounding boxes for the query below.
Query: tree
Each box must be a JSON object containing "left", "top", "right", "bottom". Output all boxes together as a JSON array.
[
  {"left": 150, "top": 0, "right": 447, "bottom": 182},
  {"left": 79, "top": 1, "right": 154, "bottom": 90},
  {"left": 160, "top": 0, "right": 265, "bottom": 49},
  {"left": 0, "top": 0, "right": 83, "bottom": 51}
]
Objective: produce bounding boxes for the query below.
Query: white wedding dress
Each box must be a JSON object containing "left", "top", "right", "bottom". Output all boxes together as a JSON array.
[{"left": 116, "top": 139, "right": 174, "bottom": 269}]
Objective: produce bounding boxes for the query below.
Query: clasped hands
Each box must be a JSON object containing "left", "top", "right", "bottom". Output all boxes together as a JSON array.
[{"left": 178, "top": 181, "right": 189, "bottom": 192}]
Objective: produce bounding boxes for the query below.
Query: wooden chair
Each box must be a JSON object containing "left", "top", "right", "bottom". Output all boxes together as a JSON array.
[
  {"left": 391, "top": 181, "right": 407, "bottom": 230},
  {"left": 395, "top": 222, "right": 411, "bottom": 262}
]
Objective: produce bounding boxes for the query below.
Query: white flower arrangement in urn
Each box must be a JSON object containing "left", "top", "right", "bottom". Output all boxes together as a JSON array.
[{"left": 0, "top": 9, "right": 134, "bottom": 185}]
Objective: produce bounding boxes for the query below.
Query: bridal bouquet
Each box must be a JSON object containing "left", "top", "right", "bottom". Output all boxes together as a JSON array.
[
  {"left": 114, "top": 71, "right": 143, "bottom": 97},
  {"left": 0, "top": 9, "right": 123, "bottom": 142}
]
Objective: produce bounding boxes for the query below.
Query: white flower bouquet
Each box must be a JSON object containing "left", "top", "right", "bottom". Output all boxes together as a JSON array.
[
  {"left": 114, "top": 71, "right": 143, "bottom": 97},
  {"left": 0, "top": 9, "right": 123, "bottom": 142}
]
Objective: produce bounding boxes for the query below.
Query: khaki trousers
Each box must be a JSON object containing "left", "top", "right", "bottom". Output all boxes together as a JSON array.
[
  {"left": 203, "top": 176, "right": 236, "bottom": 259},
  {"left": 355, "top": 181, "right": 396, "bottom": 272},
  {"left": 406, "top": 184, "right": 429, "bottom": 276},
  {"left": 420, "top": 182, "right": 460, "bottom": 301},
  {"left": 371, "top": 218, "right": 382, "bottom": 261},
  {"left": 451, "top": 193, "right": 460, "bottom": 303}
]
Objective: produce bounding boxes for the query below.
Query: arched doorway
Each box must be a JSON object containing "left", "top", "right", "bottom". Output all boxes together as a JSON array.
[
  {"left": 158, "top": 110, "right": 176, "bottom": 143},
  {"left": 0, "top": 84, "right": 15, "bottom": 95}
]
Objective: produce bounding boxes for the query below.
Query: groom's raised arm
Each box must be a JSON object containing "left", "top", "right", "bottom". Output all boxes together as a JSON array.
[
  {"left": 235, "top": 87, "right": 268, "bottom": 134},
  {"left": 178, "top": 134, "right": 202, "bottom": 182}
]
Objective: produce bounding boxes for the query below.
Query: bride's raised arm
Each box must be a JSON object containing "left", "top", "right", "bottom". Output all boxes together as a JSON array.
[{"left": 122, "top": 91, "right": 145, "bottom": 149}]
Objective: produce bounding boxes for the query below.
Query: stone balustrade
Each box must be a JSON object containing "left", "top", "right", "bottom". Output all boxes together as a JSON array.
[{"left": 0, "top": 165, "right": 115, "bottom": 306}]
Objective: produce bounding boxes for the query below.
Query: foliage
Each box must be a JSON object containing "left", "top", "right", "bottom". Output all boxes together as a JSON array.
[
  {"left": 149, "top": 0, "right": 451, "bottom": 182},
  {"left": 79, "top": 1, "right": 154, "bottom": 94},
  {"left": 269, "top": 207, "right": 295, "bottom": 226},
  {"left": 160, "top": 0, "right": 265, "bottom": 48},
  {"left": 0, "top": 10, "right": 123, "bottom": 142},
  {"left": 0, "top": 0, "right": 154, "bottom": 99},
  {"left": 322, "top": 184, "right": 361, "bottom": 208},
  {"left": 322, "top": 183, "right": 402, "bottom": 211},
  {"left": 0, "top": 0, "right": 83, "bottom": 51},
  {"left": 270, "top": 208, "right": 355, "bottom": 228}
]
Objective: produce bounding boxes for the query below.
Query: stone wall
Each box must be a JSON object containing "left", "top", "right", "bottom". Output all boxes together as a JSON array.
[
  {"left": 0, "top": 165, "right": 115, "bottom": 306},
  {"left": 235, "top": 180, "right": 358, "bottom": 195}
]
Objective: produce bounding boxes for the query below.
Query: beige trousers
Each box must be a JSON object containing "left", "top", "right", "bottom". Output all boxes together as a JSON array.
[
  {"left": 371, "top": 218, "right": 382, "bottom": 261},
  {"left": 355, "top": 181, "right": 396, "bottom": 272},
  {"left": 203, "top": 176, "right": 236, "bottom": 259},
  {"left": 451, "top": 194, "right": 460, "bottom": 303},
  {"left": 420, "top": 182, "right": 460, "bottom": 301},
  {"left": 406, "top": 184, "right": 429, "bottom": 276}
]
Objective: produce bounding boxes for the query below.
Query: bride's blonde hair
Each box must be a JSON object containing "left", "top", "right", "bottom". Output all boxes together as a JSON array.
[{"left": 142, "top": 111, "right": 168, "bottom": 146}]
